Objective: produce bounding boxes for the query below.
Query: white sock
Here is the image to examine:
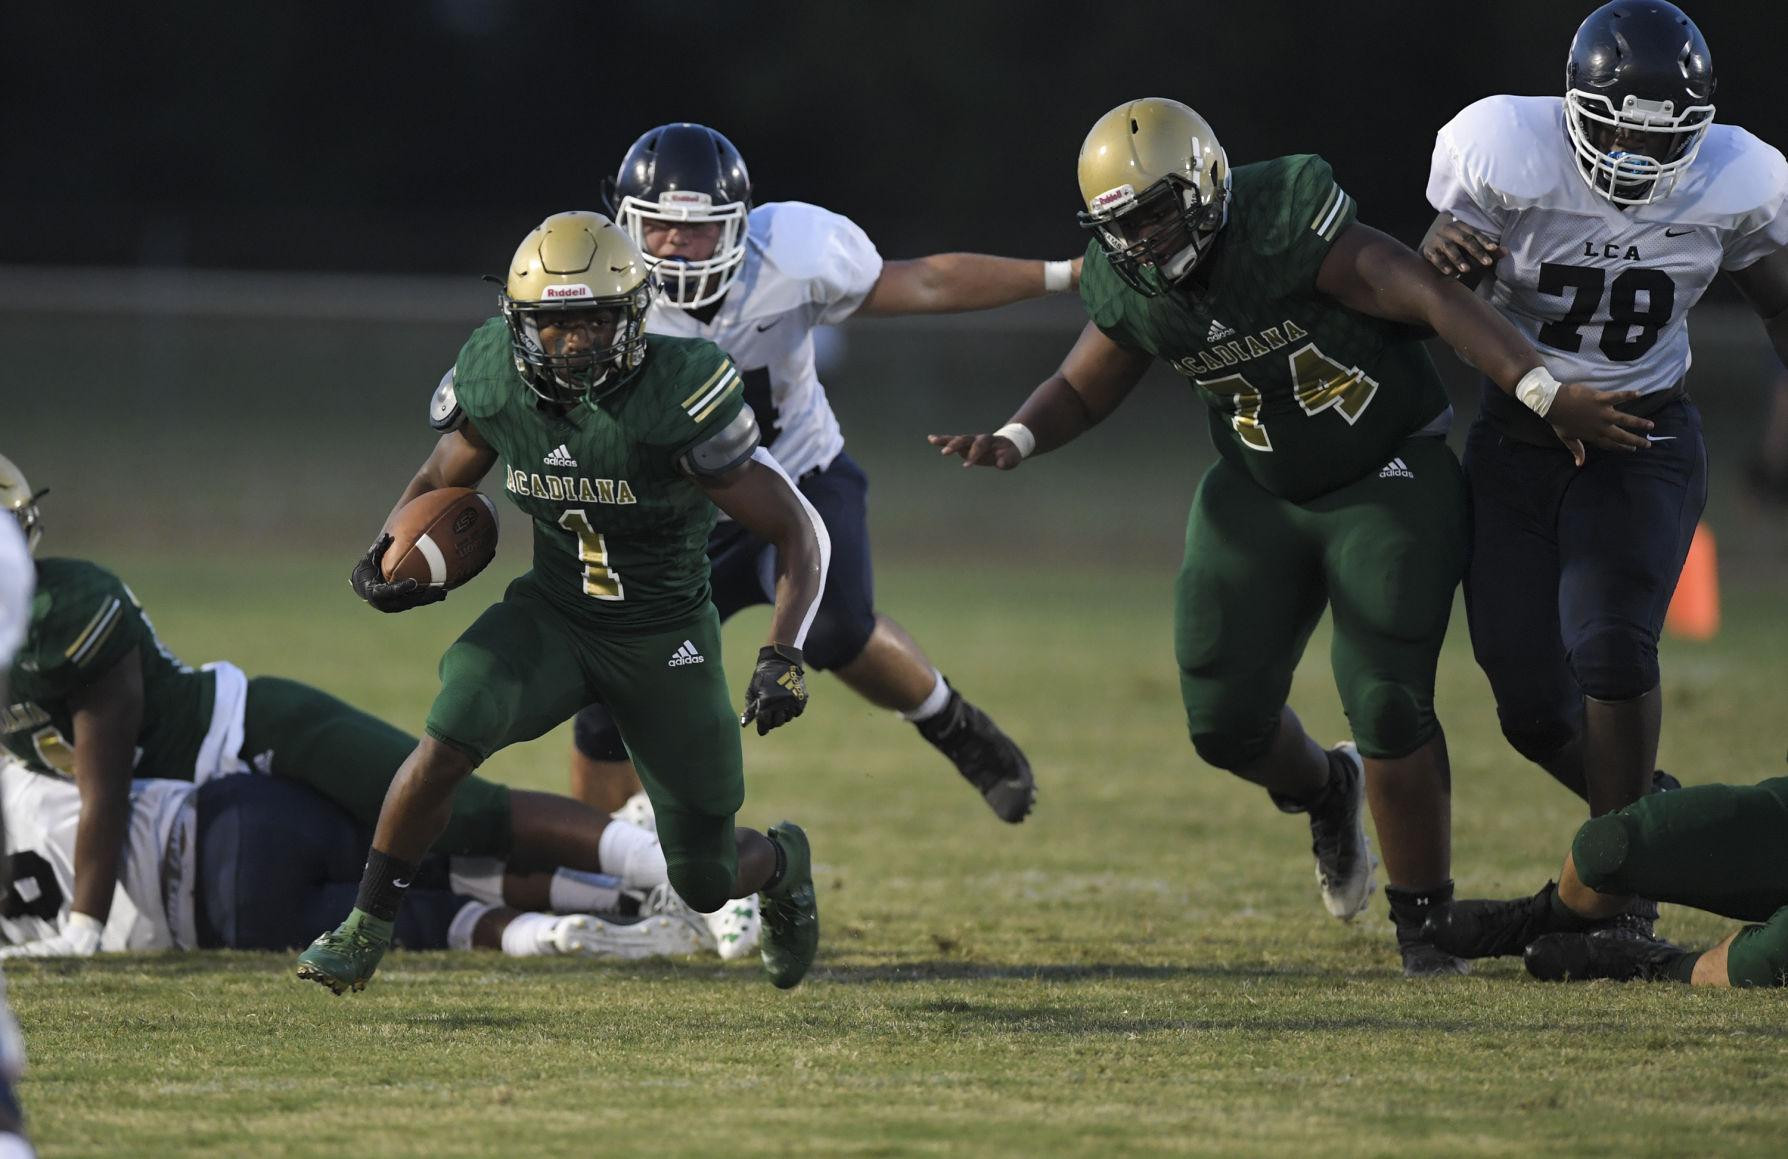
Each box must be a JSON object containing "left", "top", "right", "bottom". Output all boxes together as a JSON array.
[
  {"left": 446, "top": 901, "right": 491, "bottom": 951},
  {"left": 549, "top": 868, "right": 623, "bottom": 914},
  {"left": 448, "top": 856, "right": 506, "bottom": 906},
  {"left": 598, "top": 819, "right": 669, "bottom": 893},
  {"left": 899, "top": 671, "right": 951, "bottom": 722},
  {"left": 499, "top": 912, "right": 557, "bottom": 957}
]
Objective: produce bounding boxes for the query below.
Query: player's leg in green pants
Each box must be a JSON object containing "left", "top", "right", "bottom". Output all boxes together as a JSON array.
[{"left": 241, "top": 676, "right": 513, "bottom": 856}]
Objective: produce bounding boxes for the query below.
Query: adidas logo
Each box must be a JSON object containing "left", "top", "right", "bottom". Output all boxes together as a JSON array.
[
  {"left": 544, "top": 444, "right": 577, "bottom": 467},
  {"left": 1206, "top": 318, "right": 1235, "bottom": 342},
  {"left": 667, "top": 640, "right": 706, "bottom": 667},
  {"left": 1378, "top": 457, "right": 1414, "bottom": 480}
]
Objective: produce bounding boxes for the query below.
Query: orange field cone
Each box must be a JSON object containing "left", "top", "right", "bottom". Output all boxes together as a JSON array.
[{"left": 1665, "top": 522, "right": 1720, "bottom": 641}]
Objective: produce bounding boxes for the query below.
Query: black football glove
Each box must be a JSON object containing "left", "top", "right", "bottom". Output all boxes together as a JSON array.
[
  {"left": 740, "top": 644, "right": 808, "bottom": 735},
  {"left": 350, "top": 533, "right": 447, "bottom": 613}
]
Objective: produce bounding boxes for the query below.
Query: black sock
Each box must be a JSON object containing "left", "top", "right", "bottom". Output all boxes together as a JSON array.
[
  {"left": 762, "top": 835, "right": 789, "bottom": 894},
  {"left": 1269, "top": 753, "right": 1340, "bottom": 815},
  {"left": 1386, "top": 881, "right": 1455, "bottom": 932},
  {"left": 355, "top": 848, "right": 420, "bottom": 922}
]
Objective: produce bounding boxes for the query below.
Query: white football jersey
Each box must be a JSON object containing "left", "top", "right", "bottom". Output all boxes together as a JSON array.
[
  {"left": 645, "top": 201, "right": 884, "bottom": 480},
  {"left": 1428, "top": 94, "right": 1788, "bottom": 397},
  {"left": 0, "top": 519, "right": 29, "bottom": 677},
  {"left": 0, "top": 762, "right": 197, "bottom": 951}
]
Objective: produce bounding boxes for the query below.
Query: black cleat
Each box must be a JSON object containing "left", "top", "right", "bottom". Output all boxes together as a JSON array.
[
  {"left": 1524, "top": 928, "right": 1687, "bottom": 983},
  {"left": 1387, "top": 884, "right": 1470, "bottom": 978},
  {"left": 1423, "top": 880, "right": 1589, "bottom": 960},
  {"left": 917, "top": 687, "right": 1035, "bottom": 823},
  {"left": 1651, "top": 768, "right": 1682, "bottom": 794}
]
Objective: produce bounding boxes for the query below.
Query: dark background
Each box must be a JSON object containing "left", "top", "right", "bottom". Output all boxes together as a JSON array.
[{"left": 3, "top": 0, "right": 1782, "bottom": 273}]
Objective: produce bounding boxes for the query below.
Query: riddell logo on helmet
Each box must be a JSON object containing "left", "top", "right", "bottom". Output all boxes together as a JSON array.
[
  {"left": 660, "top": 190, "right": 713, "bottom": 207},
  {"left": 542, "top": 284, "right": 593, "bottom": 299},
  {"left": 1091, "top": 185, "right": 1135, "bottom": 211}
]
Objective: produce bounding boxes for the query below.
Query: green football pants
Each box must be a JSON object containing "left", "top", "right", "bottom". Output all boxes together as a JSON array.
[
  {"left": 1572, "top": 776, "right": 1788, "bottom": 987},
  {"left": 425, "top": 573, "right": 744, "bottom": 911},
  {"left": 239, "top": 675, "right": 513, "bottom": 856},
  {"left": 1175, "top": 436, "right": 1468, "bottom": 765}
]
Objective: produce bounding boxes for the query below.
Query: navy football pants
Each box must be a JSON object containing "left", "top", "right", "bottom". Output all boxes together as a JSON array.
[
  {"left": 194, "top": 775, "right": 462, "bottom": 951},
  {"left": 1463, "top": 398, "right": 1706, "bottom": 762}
]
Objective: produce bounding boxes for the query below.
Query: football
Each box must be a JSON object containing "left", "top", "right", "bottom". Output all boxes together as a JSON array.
[{"left": 380, "top": 487, "right": 499, "bottom": 590}]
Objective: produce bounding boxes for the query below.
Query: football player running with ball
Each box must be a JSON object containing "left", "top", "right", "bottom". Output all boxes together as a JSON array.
[
  {"left": 932, "top": 99, "right": 1647, "bottom": 975},
  {"left": 1417, "top": 2, "right": 1788, "bottom": 962},
  {"left": 298, "top": 212, "right": 830, "bottom": 994},
  {"left": 566, "top": 123, "right": 1081, "bottom": 827}
]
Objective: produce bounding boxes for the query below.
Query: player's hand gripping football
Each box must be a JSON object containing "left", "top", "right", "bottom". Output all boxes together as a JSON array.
[
  {"left": 350, "top": 533, "right": 447, "bottom": 613},
  {"left": 1420, "top": 214, "right": 1506, "bottom": 277},
  {"left": 740, "top": 644, "right": 808, "bottom": 735},
  {"left": 926, "top": 432, "right": 1026, "bottom": 470},
  {"left": 1545, "top": 382, "right": 1654, "bottom": 466}
]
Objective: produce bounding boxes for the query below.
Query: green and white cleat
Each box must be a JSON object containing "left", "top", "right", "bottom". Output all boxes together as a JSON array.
[
  {"left": 759, "top": 821, "right": 817, "bottom": 990},
  {"left": 296, "top": 910, "right": 393, "bottom": 996}
]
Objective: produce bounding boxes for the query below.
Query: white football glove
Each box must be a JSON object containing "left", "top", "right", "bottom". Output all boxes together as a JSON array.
[{"left": 0, "top": 912, "right": 103, "bottom": 960}]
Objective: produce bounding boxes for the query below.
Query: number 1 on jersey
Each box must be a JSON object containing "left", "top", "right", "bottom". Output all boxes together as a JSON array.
[{"left": 558, "top": 509, "right": 625, "bottom": 601}]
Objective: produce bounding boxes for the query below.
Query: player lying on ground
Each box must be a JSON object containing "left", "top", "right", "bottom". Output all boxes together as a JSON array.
[
  {"left": 0, "top": 761, "right": 724, "bottom": 960},
  {"left": 0, "top": 502, "right": 34, "bottom": 1153},
  {"left": 932, "top": 98, "right": 1649, "bottom": 976},
  {"left": 0, "top": 454, "right": 743, "bottom": 959},
  {"left": 299, "top": 211, "right": 828, "bottom": 995},
  {"left": 562, "top": 122, "right": 1074, "bottom": 825},
  {"left": 1419, "top": 1, "right": 1788, "bottom": 936},
  {"left": 1424, "top": 770, "right": 1788, "bottom": 988}
]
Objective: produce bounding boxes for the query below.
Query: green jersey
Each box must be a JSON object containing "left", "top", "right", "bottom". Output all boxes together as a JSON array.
[
  {"left": 1, "top": 559, "right": 213, "bottom": 778},
  {"left": 451, "top": 320, "right": 746, "bottom": 631},
  {"left": 1081, "top": 154, "right": 1450, "bottom": 503}
]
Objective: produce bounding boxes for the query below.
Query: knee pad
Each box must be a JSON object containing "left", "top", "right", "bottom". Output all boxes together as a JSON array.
[
  {"left": 1190, "top": 716, "right": 1280, "bottom": 772},
  {"left": 1724, "top": 913, "right": 1788, "bottom": 988},
  {"left": 1497, "top": 707, "right": 1580, "bottom": 766},
  {"left": 572, "top": 704, "right": 628, "bottom": 762},
  {"left": 1570, "top": 813, "right": 1633, "bottom": 894},
  {"left": 800, "top": 605, "right": 875, "bottom": 673},
  {"left": 1568, "top": 626, "right": 1659, "bottom": 702},
  {"left": 1345, "top": 681, "right": 1433, "bottom": 761},
  {"left": 666, "top": 860, "right": 734, "bottom": 915}
]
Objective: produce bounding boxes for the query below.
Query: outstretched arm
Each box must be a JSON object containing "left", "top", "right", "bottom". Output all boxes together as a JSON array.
[
  {"left": 928, "top": 321, "right": 1153, "bottom": 469},
  {"left": 856, "top": 254, "right": 1082, "bottom": 316},
  {"left": 1317, "top": 221, "right": 1652, "bottom": 463},
  {"left": 698, "top": 452, "right": 830, "bottom": 733}
]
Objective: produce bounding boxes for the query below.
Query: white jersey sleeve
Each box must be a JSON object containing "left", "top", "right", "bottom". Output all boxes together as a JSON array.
[
  {"left": 1428, "top": 94, "right": 1781, "bottom": 399},
  {"left": 0, "top": 519, "right": 30, "bottom": 677},
  {"left": 641, "top": 201, "right": 880, "bottom": 479},
  {"left": 0, "top": 762, "right": 197, "bottom": 951}
]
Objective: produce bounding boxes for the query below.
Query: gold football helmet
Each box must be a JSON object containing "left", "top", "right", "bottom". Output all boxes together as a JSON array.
[
  {"left": 0, "top": 453, "right": 43, "bottom": 553},
  {"left": 501, "top": 211, "right": 656, "bottom": 405},
  {"left": 1077, "top": 98, "right": 1230, "bottom": 296}
]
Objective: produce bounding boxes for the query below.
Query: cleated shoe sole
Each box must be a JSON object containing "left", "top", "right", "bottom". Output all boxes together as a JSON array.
[{"left": 1312, "top": 743, "right": 1377, "bottom": 921}]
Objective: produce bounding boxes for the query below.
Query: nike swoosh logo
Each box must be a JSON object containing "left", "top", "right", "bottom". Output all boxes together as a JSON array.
[
  {"left": 754, "top": 319, "right": 781, "bottom": 332},
  {"left": 1646, "top": 435, "right": 1677, "bottom": 442},
  {"left": 1664, "top": 228, "right": 1694, "bottom": 237},
  {"left": 392, "top": 878, "right": 412, "bottom": 889}
]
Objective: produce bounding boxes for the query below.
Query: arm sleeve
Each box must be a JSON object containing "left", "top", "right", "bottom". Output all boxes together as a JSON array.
[
  {"left": 1076, "top": 240, "right": 1150, "bottom": 352},
  {"left": 1269, "top": 155, "right": 1360, "bottom": 297},
  {"left": 1425, "top": 130, "right": 1504, "bottom": 238},
  {"left": 666, "top": 348, "right": 748, "bottom": 464},
  {"left": 809, "top": 213, "right": 886, "bottom": 326},
  {"left": 1722, "top": 151, "right": 1788, "bottom": 271},
  {"left": 24, "top": 572, "right": 144, "bottom": 700}
]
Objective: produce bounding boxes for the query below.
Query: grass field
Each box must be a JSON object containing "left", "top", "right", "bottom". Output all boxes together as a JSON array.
[{"left": 9, "top": 551, "right": 1788, "bottom": 1158}]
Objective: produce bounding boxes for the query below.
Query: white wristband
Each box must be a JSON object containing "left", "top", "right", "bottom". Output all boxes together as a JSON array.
[
  {"left": 1043, "top": 260, "right": 1073, "bottom": 294},
  {"left": 993, "top": 422, "right": 1037, "bottom": 459},
  {"left": 1515, "top": 366, "right": 1561, "bottom": 417}
]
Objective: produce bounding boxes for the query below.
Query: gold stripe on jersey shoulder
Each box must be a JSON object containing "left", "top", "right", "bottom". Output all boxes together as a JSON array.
[
  {"left": 687, "top": 365, "right": 739, "bottom": 421},
  {"left": 67, "top": 597, "right": 123, "bottom": 664},
  {"left": 1318, "top": 193, "right": 1352, "bottom": 241},
  {"left": 692, "top": 374, "right": 740, "bottom": 424},
  {"left": 682, "top": 361, "right": 733, "bottom": 408},
  {"left": 1310, "top": 184, "right": 1344, "bottom": 235}
]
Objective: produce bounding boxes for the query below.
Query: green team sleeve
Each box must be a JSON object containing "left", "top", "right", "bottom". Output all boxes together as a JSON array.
[
  {"left": 1077, "top": 238, "right": 1149, "bottom": 351},
  {"left": 1247, "top": 154, "right": 1358, "bottom": 299},
  {"left": 449, "top": 317, "right": 514, "bottom": 422},
  {"left": 662, "top": 344, "right": 746, "bottom": 463},
  {"left": 22, "top": 565, "right": 145, "bottom": 698}
]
